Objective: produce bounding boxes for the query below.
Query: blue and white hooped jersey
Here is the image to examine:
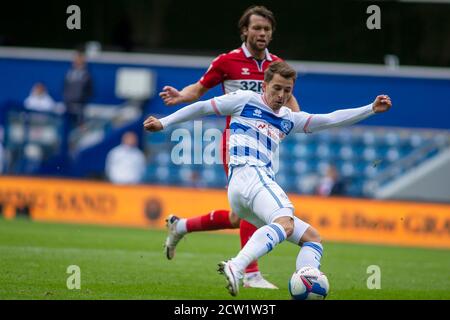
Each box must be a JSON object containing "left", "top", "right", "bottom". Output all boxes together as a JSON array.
[{"left": 210, "top": 90, "right": 313, "bottom": 176}]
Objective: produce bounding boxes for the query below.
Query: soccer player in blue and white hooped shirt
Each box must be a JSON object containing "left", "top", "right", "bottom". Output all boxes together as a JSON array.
[{"left": 144, "top": 61, "right": 392, "bottom": 297}]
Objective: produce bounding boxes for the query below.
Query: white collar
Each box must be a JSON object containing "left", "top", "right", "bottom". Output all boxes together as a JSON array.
[{"left": 241, "top": 43, "right": 272, "bottom": 61}]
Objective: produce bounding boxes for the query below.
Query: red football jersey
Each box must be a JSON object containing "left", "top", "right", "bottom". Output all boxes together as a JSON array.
[
  {"left": 200, "top": 43, "right": 282, "bottom": 95},
  {"left": 199, "top": 43, "right": 282, "bottom": 176}
]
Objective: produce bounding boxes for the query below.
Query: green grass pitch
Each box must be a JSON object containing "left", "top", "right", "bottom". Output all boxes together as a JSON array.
[{"left": 0, "top": 218, "right": 449, "bottom": 300}]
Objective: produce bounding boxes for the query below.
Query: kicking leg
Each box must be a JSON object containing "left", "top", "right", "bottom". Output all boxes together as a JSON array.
[
  {"left": 219, "top": 208, "right": 293, "bottom": 296},
  {"left": 285, "top": 216, "right": 323, "bottom": 270},
  {"left": 296, "top": 226, "right": 323, "bottom": 270},
  {"left": 219, "top": 166, "right": 293, "bottom": 296}
]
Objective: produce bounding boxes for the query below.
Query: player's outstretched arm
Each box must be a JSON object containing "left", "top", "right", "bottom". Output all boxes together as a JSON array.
[
  {"left": 159, "top": 82, "right": 209, "bottom": 106},
  {"left": 144, "top": 99, "right": 218, "bottom": 132},
  {"left": 146, "top": 91, "right": 247, "bottom": 132},
  {"left": 299, "top": 95, "right": 392, "bottom": 133}
]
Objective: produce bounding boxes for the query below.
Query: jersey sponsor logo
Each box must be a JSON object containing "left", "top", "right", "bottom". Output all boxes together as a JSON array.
[
  {"left": 241, "top": 67, "right": 250, "bottom": 75},
  {"left": 256, "top": 121, "right": 266, "bottom": 129},
  {"left": 267, "top": 125, "right": 281, "bottom": 143},
  {"left": 256, "top": 121, "right": 281, "bottom": 143}
]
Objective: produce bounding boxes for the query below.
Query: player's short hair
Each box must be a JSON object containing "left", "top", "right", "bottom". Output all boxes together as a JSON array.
[
  {"left": 238, "top": 5, "right": 276, "bottom": 42},
  {"left": 264, "top": 61, "right": 297, "bottom": 83}
]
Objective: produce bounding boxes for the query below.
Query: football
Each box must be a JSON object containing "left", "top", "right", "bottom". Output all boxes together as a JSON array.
[{"left": 289, "top": 266, "right": 330, "bottom": 300}]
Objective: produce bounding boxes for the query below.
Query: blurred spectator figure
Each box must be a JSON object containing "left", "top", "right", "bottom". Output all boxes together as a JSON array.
[
  {"left": 317, "top": 165, "right": 347, "bottom": 196},
  {"left": 63, "top": 51, "right": 93, "bottom": 128},
  {"left": 190, "top": 171, "right": 206, "bottom": 188},
  {"left": 19, "top": 83, "right": 61, "bottom": 174},
  {"left": 105, "top": 131, "right": 146, "bottom": 184},
  {"left": 24, "top": 82, "right": 55, "bottom": 113}
]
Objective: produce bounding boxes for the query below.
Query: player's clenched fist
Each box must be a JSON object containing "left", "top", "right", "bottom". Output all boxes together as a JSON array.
[
  {"left": 159, "top": 86, "right": 181, "bottom": 106},
  {"left": 372, "top": 95, "right": 392, "bottom": 113},
  {"left": 143, "top": 116, "right": 163, "bottom": 132}
]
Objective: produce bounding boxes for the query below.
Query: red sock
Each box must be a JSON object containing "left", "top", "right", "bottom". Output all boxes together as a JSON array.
[
  {"left": 240, "top": 219, "right": 259, "bottom": 274},
  {"left": 186, "top": 210, "right": 233, "bottom": 232}
]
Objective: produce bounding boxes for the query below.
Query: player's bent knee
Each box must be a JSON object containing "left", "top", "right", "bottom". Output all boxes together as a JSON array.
[
  {"left": 301, "top": 226, "right": 322, "bottom": 244},
  {"left": 284, "top": 224, "right": 294, "bottom": 238}
]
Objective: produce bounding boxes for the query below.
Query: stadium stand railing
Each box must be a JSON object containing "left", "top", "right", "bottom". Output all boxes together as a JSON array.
[{"left": 366, "top": 129, "right": 450, "bottom": 196}]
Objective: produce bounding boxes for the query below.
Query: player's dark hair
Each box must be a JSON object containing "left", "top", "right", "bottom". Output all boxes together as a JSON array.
[
  {"left": 264, "top": 61, "right": 297, "bottom": 83},
  {"left": 238, "top": 5, "right": 276, "bottom": 42}
]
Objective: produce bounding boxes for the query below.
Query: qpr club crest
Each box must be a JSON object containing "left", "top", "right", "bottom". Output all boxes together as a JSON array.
[{"left": 281, "top": 119, "right": 293, "bottom": 134}]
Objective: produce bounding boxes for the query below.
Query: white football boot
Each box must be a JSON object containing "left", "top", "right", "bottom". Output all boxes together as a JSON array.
[
  {"left": 243, "top": 272, "right": 278, "bottom": 289},
  {"left": 217, "top": 260, "right": 243, "bottom": 297},
  {"left": 164, "top": 215, "right": 185, "bottom": 260}
]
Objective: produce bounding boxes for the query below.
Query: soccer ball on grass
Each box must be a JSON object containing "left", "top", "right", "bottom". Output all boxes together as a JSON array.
[{"left": 288, "top": 266, "right": 329, "bottom": 300}]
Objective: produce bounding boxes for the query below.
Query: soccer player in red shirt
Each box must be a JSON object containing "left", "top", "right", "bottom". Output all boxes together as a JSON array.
[{"left": 158, "top": 6, "right": 300, "bottom": 289}]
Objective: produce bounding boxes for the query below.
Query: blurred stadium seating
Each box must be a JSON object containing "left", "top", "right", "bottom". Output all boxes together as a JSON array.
[
  {"left": 0, "top": 47, "right": 449, "bottom": 201},
  {"left": 3, "top": 106, "right": 63, "bottom": 174},
  {"left": 144, "top": 118, "right": 450, "bottom": 197}
]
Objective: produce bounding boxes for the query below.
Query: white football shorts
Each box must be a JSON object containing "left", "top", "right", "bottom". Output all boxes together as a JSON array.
[{"left": 227, "top": 164, "right": 310, "bottom": 240}]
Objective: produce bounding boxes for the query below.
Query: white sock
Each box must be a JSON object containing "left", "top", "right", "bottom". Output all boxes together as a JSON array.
[
  {"left": 231, "top": 223, "right": 286, "bottom": 274},
  {"left": 175, "top": 219, "right": 187, "bottom": 235},
  {"left": 296, "top": 242, "right": 323, "bottom": 270}
]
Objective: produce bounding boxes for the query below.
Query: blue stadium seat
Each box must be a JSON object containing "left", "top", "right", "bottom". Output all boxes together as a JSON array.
[
  {"left": 362, "top": 131, "right": 377, "bottom": 146},
  {"left": 409, "top": 133, "right": 424, "bottom": 148},
  {"left": 384, "top": 131, "right": 400, "bottom": 146},
  {"left": 339, "top": 161, "right": 356, "bottom": 177},
  {"left": 363, "top": 146, "right": 378, "bottom": 162},
  {"left": 339, "top": 145, "right": 354, "bottom": 161},
  {"left": 293, "top": 160, "right": 310, "bottom": 175},
  {"left": 316, "top": 142, "right": 331, "bottom": 159}
]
